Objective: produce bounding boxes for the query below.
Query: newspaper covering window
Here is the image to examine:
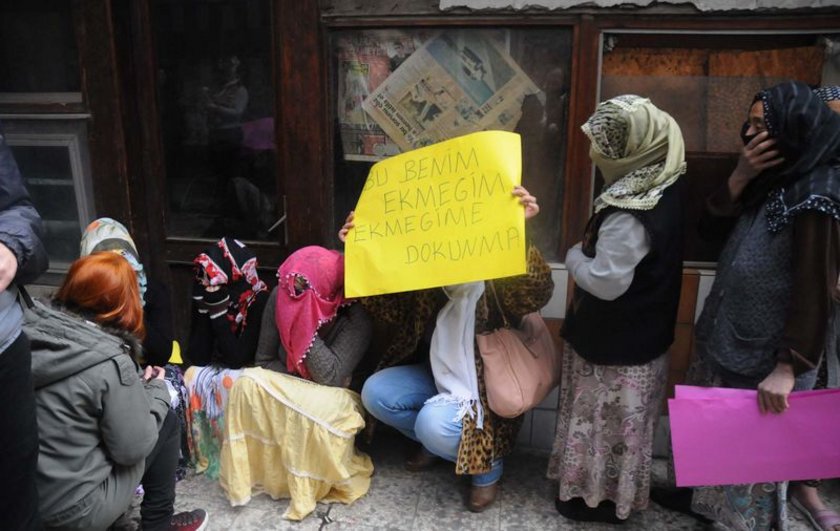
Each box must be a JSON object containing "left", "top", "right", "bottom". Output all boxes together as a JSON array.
[
  {"left": 361, "top": 31, "right": 540, "bottom": 152},
  {"left": 336, "top": 31, "right": 428, "bottom": 161}
]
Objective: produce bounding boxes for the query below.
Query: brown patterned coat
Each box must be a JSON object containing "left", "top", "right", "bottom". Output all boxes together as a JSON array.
[{"left": 361, "top": 245, "right": 554, "bottom": 474}]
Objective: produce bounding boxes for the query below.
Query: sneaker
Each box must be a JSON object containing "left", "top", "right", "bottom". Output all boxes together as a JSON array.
[{"left": 167, "top": 509, "right": 208, "bottom": 531}]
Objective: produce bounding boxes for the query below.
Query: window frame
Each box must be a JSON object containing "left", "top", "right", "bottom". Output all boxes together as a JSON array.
[
  {"left": 3, "top": 117, "right": 95, "bottom": 282},
  {"left": 321, "top": 15, "right": 588, "bottom": 261},
  {"left": 595, "top": 25, "right": 839, "bottom": 267}
]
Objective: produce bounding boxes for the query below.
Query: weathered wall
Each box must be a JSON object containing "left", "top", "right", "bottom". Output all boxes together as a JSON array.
[{"left": 439, "top": 0, "right": 840, "bottom": 11}]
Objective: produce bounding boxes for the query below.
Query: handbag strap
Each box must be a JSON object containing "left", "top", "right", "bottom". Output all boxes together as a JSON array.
[
  {"left": 16, "top": 284, "right": 35, "bottom": 310},
  {"left": 487, "top": 281, "right": 511, "bottom": 329}
]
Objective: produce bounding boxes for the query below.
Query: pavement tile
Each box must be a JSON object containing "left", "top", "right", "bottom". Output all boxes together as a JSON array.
[
  {"left": 327, "top": 469, "right": 425, "bottom": 529},
  {"left": 411, "top": 475, "right": 501, "bottom": 531},
  {"left": 231, "top": 506, "right": 326, "bottom": 530},
  {"left": 174, "top": 493, "right": 247, "bottom": 529},
  {"left": 163, "top": 435, "right": 840, "bottom": 531}
]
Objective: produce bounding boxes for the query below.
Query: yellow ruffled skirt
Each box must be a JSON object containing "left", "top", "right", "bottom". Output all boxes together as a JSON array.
[{"left": 219, "top": 367, "right": 374, "bottom": 520}]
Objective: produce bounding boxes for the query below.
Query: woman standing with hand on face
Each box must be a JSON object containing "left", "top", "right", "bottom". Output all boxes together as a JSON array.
[{"left": 655, "top": 81, "right": 840, "bottom": 531}]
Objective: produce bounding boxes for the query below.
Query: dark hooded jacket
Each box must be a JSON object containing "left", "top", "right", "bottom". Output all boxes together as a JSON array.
[
  {"left": 0, "top": 122, "right": 47, "bottom": 285},
  {"left": 0, "top": 121, "right": 48, "bottom": 353}
]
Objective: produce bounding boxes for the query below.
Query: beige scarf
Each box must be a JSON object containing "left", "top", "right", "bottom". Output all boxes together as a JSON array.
[{"left": 583, "top": 95, "right": 686, "bottom": 213}]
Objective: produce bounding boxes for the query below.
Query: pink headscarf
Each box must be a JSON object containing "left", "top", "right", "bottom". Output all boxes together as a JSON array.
[{"left": 275, "top": 246, "right": 347, "bottom": 379}]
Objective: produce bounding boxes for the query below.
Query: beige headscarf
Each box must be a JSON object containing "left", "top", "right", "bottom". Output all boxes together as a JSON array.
[{"left": 583, "top": 95, "right": 686, "bottom": 213}]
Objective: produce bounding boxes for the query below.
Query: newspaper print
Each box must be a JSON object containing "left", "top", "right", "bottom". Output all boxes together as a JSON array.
[
  {"left": 361, "top": 30, "right": 540, "bottom": 152},
  {"left": 336, "top": 31, "right": 427, "bottom": 161}
]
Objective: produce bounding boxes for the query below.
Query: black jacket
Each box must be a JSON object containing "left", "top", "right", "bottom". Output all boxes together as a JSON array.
[{"left": 0, "top": 122, "right": 48, "bottom": 283}]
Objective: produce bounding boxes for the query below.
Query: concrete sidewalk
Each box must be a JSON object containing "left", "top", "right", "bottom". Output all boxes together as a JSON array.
[{"left": 144, "top": 429, "right": 838, "bottom": 530}]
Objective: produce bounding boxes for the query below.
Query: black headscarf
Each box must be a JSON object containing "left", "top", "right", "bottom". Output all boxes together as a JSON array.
[{"left": 746, "top": 81, "right": 840, "bottom": 232}]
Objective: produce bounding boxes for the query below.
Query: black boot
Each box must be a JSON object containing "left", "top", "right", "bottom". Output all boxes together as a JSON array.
[
  {"left": 650, "top": 487, "right": 713, "bottom": 524},
  {"left": 556, "top": 497, "right": 625, "bottom": 525}
]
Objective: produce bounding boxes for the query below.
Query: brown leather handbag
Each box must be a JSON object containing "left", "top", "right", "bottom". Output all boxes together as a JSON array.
[{"left": 477, "top": 282, "right": 562, "bottom": 418}]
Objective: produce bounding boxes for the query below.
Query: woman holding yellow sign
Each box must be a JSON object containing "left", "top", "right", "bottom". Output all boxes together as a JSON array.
[{"left": 339, "top": 185, "right": 552, "bottom": 512}]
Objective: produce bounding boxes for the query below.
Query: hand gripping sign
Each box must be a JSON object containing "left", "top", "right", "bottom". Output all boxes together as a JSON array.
[
  {"left": 669, "top": 385, "right": 840, "bottom": 486},
  {"left": 345, "top": 131, "right": 526, "bottom": 297}
]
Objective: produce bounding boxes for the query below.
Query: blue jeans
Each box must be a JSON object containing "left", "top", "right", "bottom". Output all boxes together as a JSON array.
[{"left": 362, "top": 364, "right": 503, "bottom": 487}]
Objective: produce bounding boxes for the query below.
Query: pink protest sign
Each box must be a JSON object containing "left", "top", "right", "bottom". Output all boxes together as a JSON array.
[
  {"left": 675, "top": 385, "right": 837, "bottom": 401},
  {"left": 669, "top": 386, "right": 840, "bottom": 487}
]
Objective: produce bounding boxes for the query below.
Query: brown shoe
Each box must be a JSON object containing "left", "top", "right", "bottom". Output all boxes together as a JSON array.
[
  {"left": 468, "top": 482, "right": 499, "bottom": 513},
  {"left": 404, "top": 448, "right": 440, "bottom": 472}
]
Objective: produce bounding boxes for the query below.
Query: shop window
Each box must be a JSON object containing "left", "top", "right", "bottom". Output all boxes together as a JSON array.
[
  {"left": 4, "top": 120, "right": 95, "bottom": 277},
  {"left": 0, "top": 0, "right": 81, "bottom": 102},
  {"left": 599, "top": 32, "right": 834, "bottom": 263},
  {"left": 330, "top": 28, "right": 573, "bottom": 260},
  {"left": 152, "top": 0, "right": 280, "bottom": 241}
]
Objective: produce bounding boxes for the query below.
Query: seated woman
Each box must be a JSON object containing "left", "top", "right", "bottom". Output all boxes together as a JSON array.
[
  {"left": 30, "top": 252, "right": 207, "bottom": 531},
  {"left": 187, "top": 236, "right": 269, "bottom": 368},
  {"left": 80, "top": 217, "right": 191, "bottom": 480},
  {"left": 254, "top": 245, "right": 372, "bottom": 386},
  {"left": 184, "top": 237, "right": 269, "bottom": 478},
  {"left": 219, "top": 246, "right": 374, "bottom": 520},
  {"left": 342, "top": 186, "right": 553, "bottom": 513}
]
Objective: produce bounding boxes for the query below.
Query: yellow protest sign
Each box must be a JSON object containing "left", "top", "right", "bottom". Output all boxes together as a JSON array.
[{"left": 345, "top": 130, "right": 526, "bottom": 297}]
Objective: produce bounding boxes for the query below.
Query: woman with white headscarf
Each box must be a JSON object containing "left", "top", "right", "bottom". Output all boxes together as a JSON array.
[
  {"left": 80, "top": 218, "right": 174, "bottom": 366},
  {"left": 548, "top": 95, "right": 686, "bottom": 524},
  {"left": 348, "top": 185, "right": 553, "bottom": 513}
]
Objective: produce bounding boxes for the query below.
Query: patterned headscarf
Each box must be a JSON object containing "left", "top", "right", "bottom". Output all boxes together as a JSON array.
[
  {"left": 583, "top": 95, "right": 686, "bottom": 213},
  {"left": 752, "top": 82, "right": 840, "bottom": 232},
  {"left": 193, "top": 237, "right": 268, "bottom": 334},
  {"left": 79, "top": 217, "right": 147, "bottom": 306},
  {"left": 275, "top": 246, "right": 348, "bottom": 380},
  {"left": 813, "top": 85, "right": 840, "bottom": 107}
]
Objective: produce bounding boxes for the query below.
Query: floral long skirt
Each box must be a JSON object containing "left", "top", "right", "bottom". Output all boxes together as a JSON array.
[
  {"left": 681, "top": 351, "right": 789, "bottom": 531},
  {"left": 547, "top": 343, "right": 668, "bottom": 520},
  {"left": 184, "top": 365, "right": 243, "bottom": 479}
]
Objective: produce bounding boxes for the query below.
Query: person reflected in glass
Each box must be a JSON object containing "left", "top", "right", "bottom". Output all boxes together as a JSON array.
[{"left": 203, "top": 55, "right": 248, "bottom": 200}]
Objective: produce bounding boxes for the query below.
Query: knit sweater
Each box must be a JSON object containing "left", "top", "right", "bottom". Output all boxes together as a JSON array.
[{"left": 254, "top": 286, "right": 372, "bottom": 387}]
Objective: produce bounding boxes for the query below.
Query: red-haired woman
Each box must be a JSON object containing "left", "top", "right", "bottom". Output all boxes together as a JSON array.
[{"left": 30, "top": 252, "right": 207, "bottom": 531}]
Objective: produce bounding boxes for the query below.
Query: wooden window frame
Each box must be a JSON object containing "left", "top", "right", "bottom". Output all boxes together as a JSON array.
[{"left": 308, "top": 10, "right": 840, "bottom": 262}]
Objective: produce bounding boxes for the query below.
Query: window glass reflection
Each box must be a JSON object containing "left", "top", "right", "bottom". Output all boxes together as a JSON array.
[
  {"left": 331, "top": 28, "right": 573, "bottom": 259},
  {"left": 12, "top": 145, "right": 82, "bottom": 267},
  {"left": 600, "top": 34, "right": 829, "bottom": 262},
  {"left": 153, "top": 0, "right": 277, "bottom": 241},
  {"left": 0, "top": 0, "right": 80, "bottom": 93}
]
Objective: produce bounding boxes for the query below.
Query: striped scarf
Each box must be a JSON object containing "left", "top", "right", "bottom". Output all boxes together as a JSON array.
[{"left": 753, "top": 81, "right": 840, "bottom": 233}]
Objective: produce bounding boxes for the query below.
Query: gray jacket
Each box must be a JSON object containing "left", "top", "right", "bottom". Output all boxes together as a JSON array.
[
  {"left": 255, "top": 286, "right": 372, "bottom": 387},
  {"left": 695, "top": 201, "right": 793, "bottom": 386},
  {"left": 28, "top": 301, "right": 170, "bottom": 525}
]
